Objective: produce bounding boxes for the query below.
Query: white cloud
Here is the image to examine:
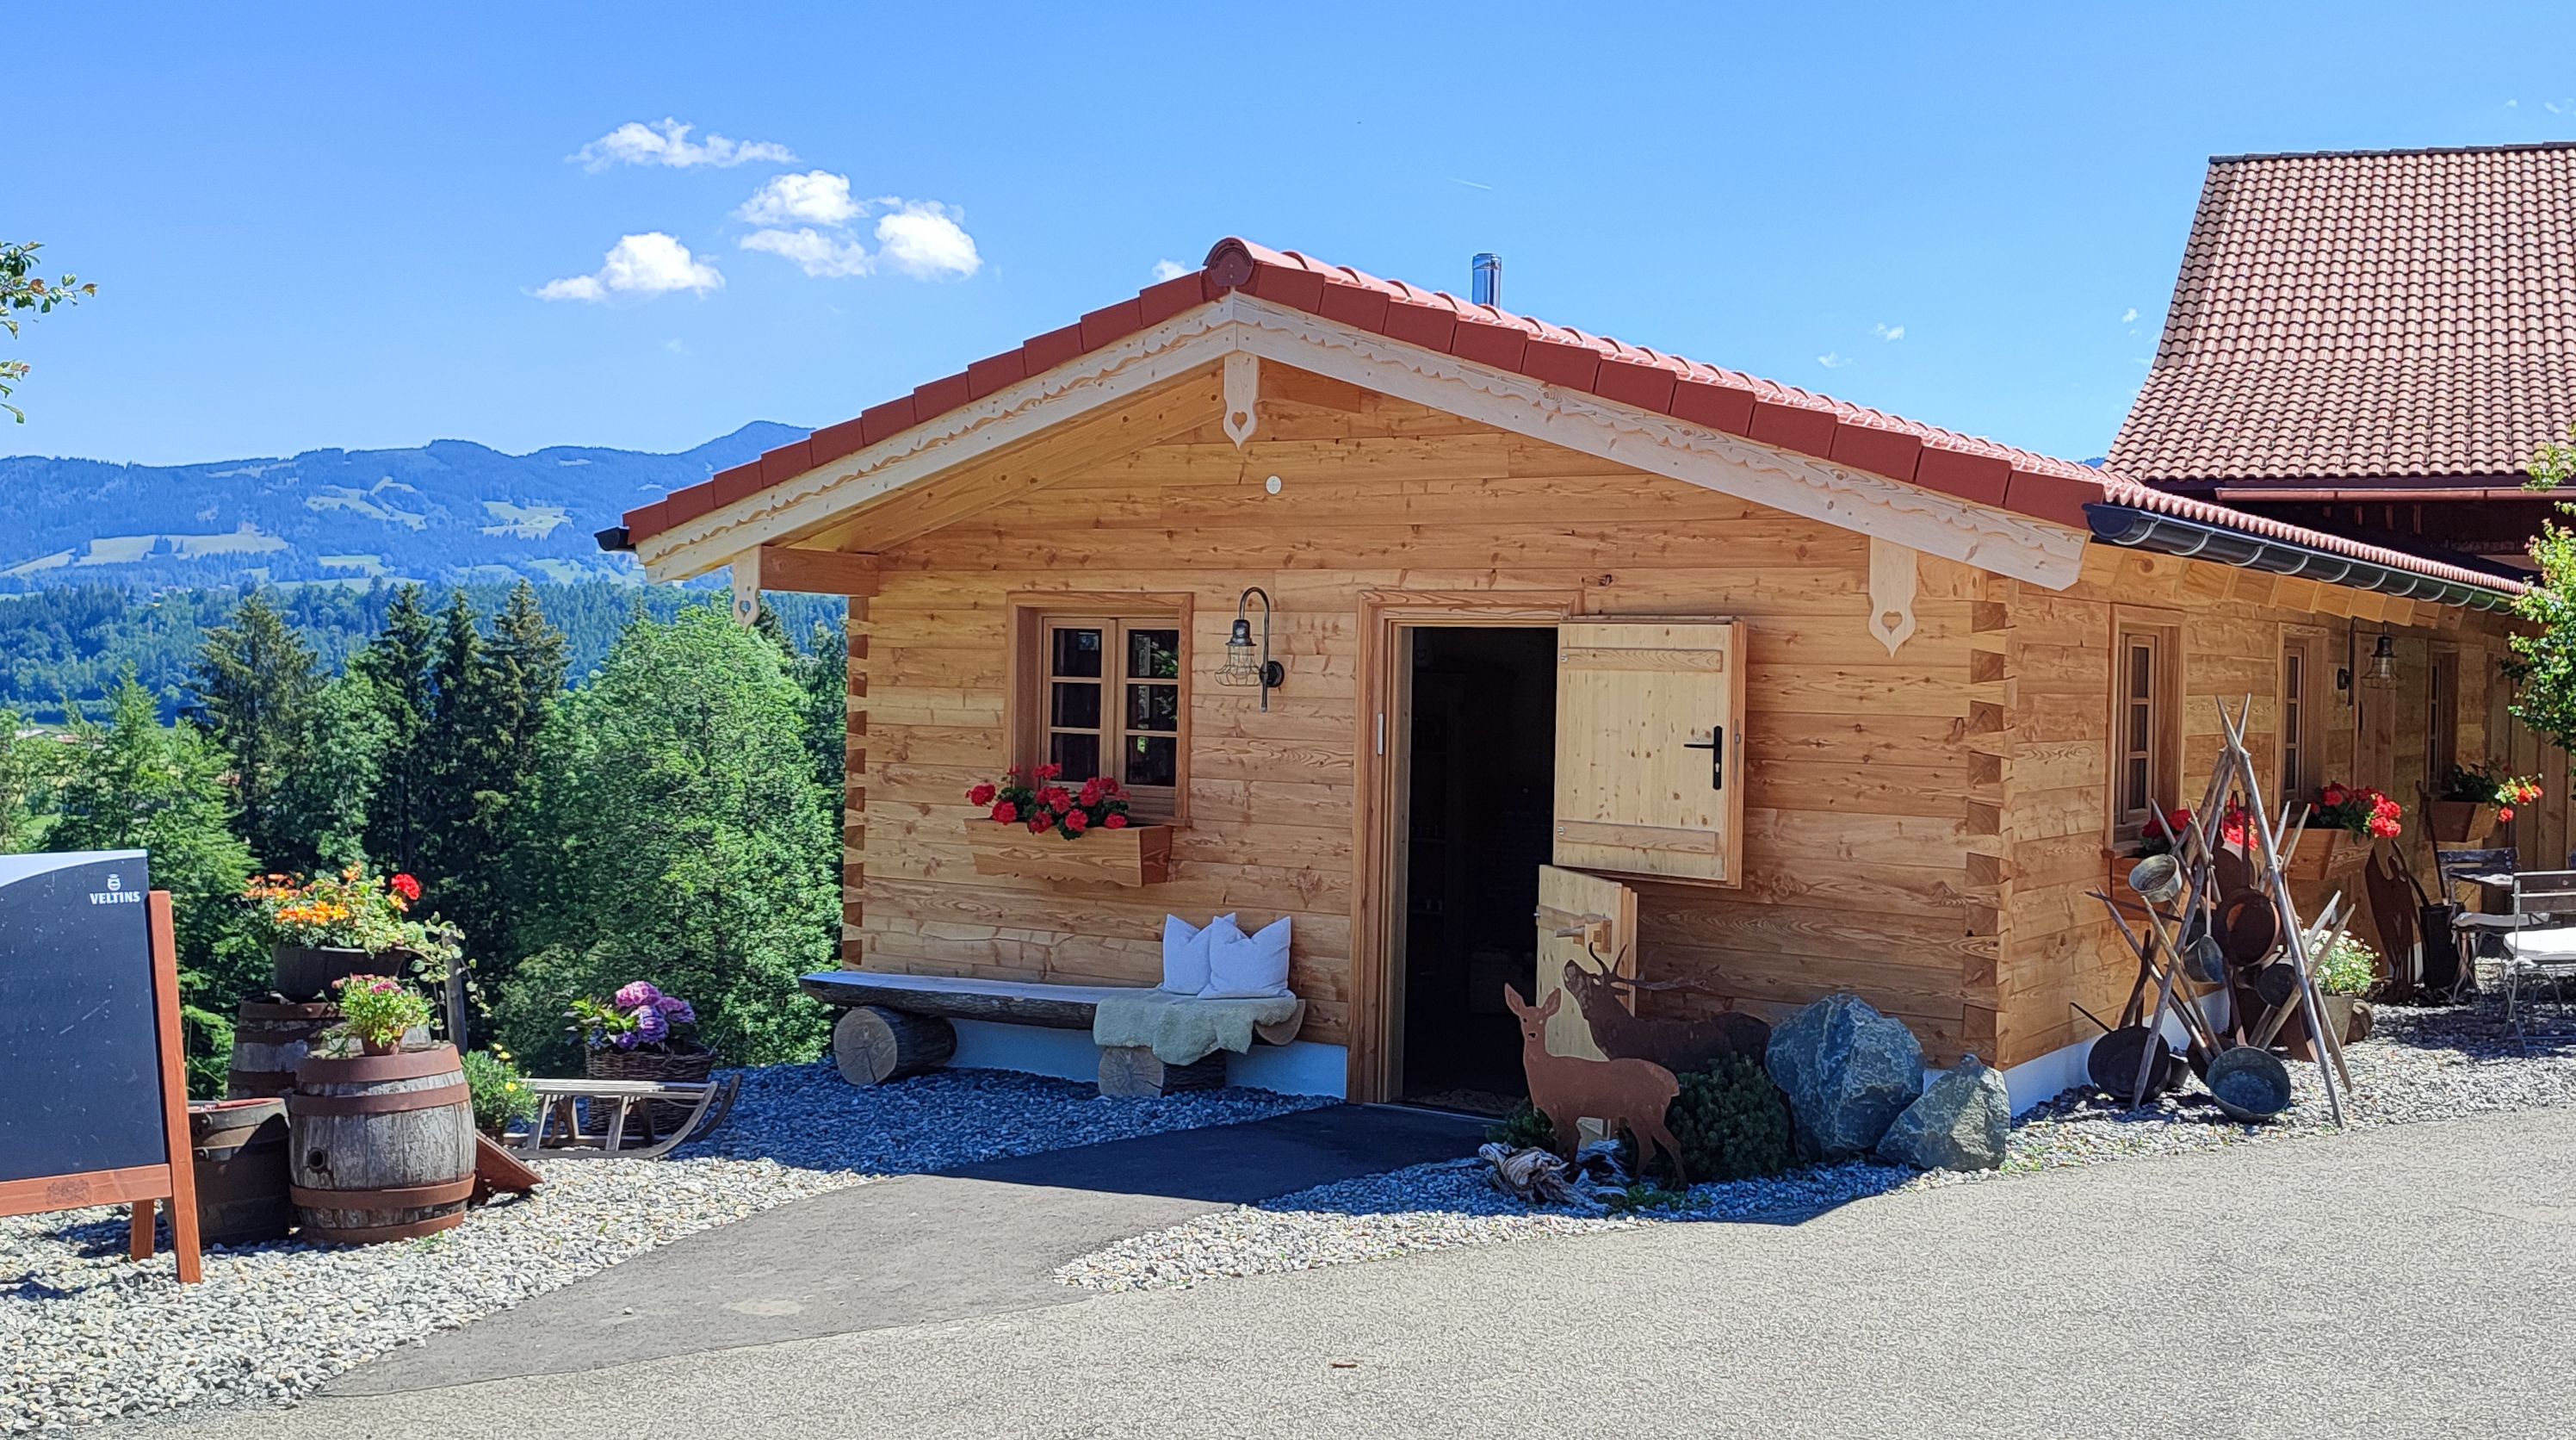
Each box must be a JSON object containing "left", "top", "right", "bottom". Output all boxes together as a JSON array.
[
  {"left": 2507, "top": 99, "right": 2520, "bottom": 109},
  {"left": 2121, "top": 307, "right": 2139, "bottom": 324},
  {"left": 1817, "top": 351, "right": 1853, "bottom": 369},
  {"left": 736, "top": 171, "right": 862, "bottom": 227},
  {"left": 1873, "top": 323, "right": 1904, "bottom": 341},
  {"left": 537, "top": 233, "right": 723, "bottom": 302},
  {"left": 664, "top": 338, "right": 689, "bottom": 355},
  {"left": 738, "top": 186, "right": 980, "bottom": 281},
  {"left": 740, "top": 227, "right": 874, "bottom": 278},
  {"left": 573, "top": 118, "right": 794, "bottom": 171},
  {"left": 1149, "top": 258, "right": 1189, "bottom": 282},
  {"left": 873, "top": 201, "right": 981, "bottom": 279}
]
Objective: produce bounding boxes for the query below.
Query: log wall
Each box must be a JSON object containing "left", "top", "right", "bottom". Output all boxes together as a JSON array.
[
  {"left": 842, "top": 380, "right": 1994, "bottom": 1082},
  {"left": 833, "top": 370, "right": 2559, "bottom": 1089},
  {"left": 1985, "top": 546, "right": 2551, "bottom": 1064}
]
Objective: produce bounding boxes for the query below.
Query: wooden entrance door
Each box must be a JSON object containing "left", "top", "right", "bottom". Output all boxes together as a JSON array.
[{"left": 1552, "top": 619, "right": 1747, "bottom": 886}]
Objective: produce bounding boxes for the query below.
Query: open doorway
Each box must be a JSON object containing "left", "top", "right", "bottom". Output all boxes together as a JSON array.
[{"left": 1393, "top": 625, "right": 1557, "bottom": 1114}]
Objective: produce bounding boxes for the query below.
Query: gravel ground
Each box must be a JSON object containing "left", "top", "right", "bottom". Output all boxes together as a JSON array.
[
  {"left": 1058, "top": 997, "right": 2576, "bottom": 1294},
  {"left": 2, "top": 1065, "right": 1322, "bottom": 1434}
]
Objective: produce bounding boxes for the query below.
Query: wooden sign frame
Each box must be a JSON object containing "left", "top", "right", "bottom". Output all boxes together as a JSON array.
[{"left": 0, "top": 890, "right": 201, "bottom": 1282}]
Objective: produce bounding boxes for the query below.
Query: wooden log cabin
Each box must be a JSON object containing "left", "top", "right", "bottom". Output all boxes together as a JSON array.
[{"left": 603, "top": 239, "right": 2556, "bottom": 1108}]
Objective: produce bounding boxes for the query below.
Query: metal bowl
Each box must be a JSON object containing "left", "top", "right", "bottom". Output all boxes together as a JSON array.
[
  {"left": 2127, "top": 853, "right": 2186, "bottom": 904},
  {"left": 2204, "top": 1046, "right": 2293, "bottom": 1122}
]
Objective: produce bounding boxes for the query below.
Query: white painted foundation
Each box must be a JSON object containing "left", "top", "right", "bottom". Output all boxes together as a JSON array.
[
  {"left": 946, "top": 1018, "right": 1350, "bottom": 1099},
  {"left": 1993, "top": 985, "right": 2237, "bottom": 1114}
]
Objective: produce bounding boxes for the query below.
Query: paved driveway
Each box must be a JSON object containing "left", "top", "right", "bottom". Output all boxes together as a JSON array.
[{"left": 118, "top": 1108, "right": 2576, "bottom": 1438}]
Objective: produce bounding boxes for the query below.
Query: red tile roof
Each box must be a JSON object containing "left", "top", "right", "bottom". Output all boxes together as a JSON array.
[
  {"left": 2109, "top": 142, "right": 2576, "bottom": 486},
  {"left": 622, "top": 239, "right": 2523, "bottom": 599}
]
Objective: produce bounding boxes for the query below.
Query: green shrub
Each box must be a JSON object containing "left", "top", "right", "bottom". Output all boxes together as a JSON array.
[
  {"left": 461, "top": 1048, "right": 536, "bottom": 1138},
  {"left": 1485, "top": 1100, "right": 1561, "bottom": 1152},
  {"left": 1642, "top": 1052, "right": 1795, "bottom": 1185}
]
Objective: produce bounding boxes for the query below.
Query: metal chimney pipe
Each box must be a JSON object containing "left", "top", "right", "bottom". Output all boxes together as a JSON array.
[{"left": 1471, "top": 252, "right": 1502, "bottom": 308}]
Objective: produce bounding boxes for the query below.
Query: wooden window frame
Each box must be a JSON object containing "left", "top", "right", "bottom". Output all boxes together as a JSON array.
[
  {"left": 2281, "top": 631, "right": 2325, "bottom": 801},
  {"left": 2108, "top": 610, "right": 2183, "bottom": 849},
  {"left": 1005, "top": 593, "right": 1193, "bottom": 825},
  {"left": 2427, "top": 642, "right": 2460, "bottom": 793}
]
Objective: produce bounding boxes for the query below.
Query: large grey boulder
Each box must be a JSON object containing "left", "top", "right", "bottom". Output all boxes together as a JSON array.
[
  {"left": 1764, "top": 994, "right": 1925, "bottom": 1161},
  {"left": 1875, "top": 1055, "right": 2010, "bottom": 1171}
]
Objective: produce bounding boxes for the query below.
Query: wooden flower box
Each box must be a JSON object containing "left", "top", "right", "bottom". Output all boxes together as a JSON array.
[
  {"left": 2282, "top": 827, "right": 2372, "bottom": 884},
  {"left": 2425, "top": 800, "right": 2496, "bottom": 845},
  {"left": 963, "top": 822, "right": 1173, "bottom": 886}
]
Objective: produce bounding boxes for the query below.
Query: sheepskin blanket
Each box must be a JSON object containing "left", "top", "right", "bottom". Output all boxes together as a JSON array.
[{"left": 1092, "top": 991, "right": 1305, "bottom": 1066}]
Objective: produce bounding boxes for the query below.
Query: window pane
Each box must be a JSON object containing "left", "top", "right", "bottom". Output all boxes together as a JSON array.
[
  {"left": 1126, "top": 734, "right": 1178, "bottom": 788},
  {"left": 1050, "top": 680, "right": 1101, "bottom": 729},
  {"left": 1127, "top": 628, "right": 1181, "bottom": 680},
  {"left": 2127, "top": 703, "right": 2149, "bottom": 753},
  {"left": 1050, "top": 732, "right": 1100, "bottom": 780},
  {"left": 1125, "top": 681, "right": 1180, "bottom": 734},
  {"left": 2125, "top": 757, "right": 2149, "bottom": 812},
  {"left": 1050, "top": 626, "right": 1104, "bottom": 679},
  {"left": 2128, "top": 644, "right": 2152, "bottom": 699}
]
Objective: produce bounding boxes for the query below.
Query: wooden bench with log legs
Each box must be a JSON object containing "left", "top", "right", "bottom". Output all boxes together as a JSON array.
[{"left": 796, "top": 971, "right": 1288, "bottom": 1097}]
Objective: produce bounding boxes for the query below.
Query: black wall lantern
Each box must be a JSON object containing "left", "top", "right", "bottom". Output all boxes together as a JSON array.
[{"left": 1217, "top": 586, "right": 1285, "bottom": 711}]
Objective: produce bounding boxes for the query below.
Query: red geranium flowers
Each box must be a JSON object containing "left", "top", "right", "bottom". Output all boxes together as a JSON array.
[{"left": 964, "top": 764, "right": 1135, "bottom": 839}]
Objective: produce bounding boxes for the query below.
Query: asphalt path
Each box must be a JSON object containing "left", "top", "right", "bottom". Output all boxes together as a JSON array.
[{"left": 114, "top": 1107, "right": 2576, "bottom": 1439}]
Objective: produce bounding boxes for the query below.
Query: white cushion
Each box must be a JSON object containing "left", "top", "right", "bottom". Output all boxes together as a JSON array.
[
  {"left": 1201, "top": 916, "right": 1292, "bottom": 998},
  {"left": 1160, "top": 913, "right": 1232, "bottom": 994}
]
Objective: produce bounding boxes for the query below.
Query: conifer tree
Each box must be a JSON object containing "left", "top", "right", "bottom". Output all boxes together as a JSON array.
[
  {"left": 355, "top": 584, "right": 438, "bottom": 876},
  {"left": 50, "top": 672, "right": 261, "bottom": 1095},
  {"left": 190, "top": 590, "right": 319, "bottom": 867}
]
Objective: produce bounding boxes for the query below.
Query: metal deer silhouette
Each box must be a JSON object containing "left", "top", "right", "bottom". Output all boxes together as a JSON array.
[
  {"left": 1563, "top": 943, "right": 1771, "bottom": 1075},
  {"left": 1503, "top": 984, "right": 1685, "bottom": 1183}
]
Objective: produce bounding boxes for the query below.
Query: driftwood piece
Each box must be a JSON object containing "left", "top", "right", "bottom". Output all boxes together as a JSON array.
[
  {"left": 1096, "top": 1046, "right": 1227, "bottom": 1098},
  {"left": 1504, "top": 984, "right": 1684, "bottom": 1182},
  {"left": 833, "top": 1005, "right": 958, "bottom": 1087}
]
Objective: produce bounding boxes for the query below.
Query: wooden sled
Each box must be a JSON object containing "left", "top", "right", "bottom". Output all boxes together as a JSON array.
[{"left": 508, "top": 1075, "right": 742, "bottom": 1160}]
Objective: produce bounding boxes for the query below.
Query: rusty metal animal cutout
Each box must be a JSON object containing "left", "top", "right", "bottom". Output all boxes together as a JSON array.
[
  {"left": 1563, "top": 944, "right": 1771, "bottom": 1074},
  {"left": 1502, "top": 984, "right": 1685, "bottom": 1183}
]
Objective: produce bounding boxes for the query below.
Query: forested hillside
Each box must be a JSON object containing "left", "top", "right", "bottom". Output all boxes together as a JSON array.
[
  {"left": 0, "top": 581, "right": 844, "bottom": 721},
  {"left": 0, "top": 421, "right": 806, "bottom": 592}
]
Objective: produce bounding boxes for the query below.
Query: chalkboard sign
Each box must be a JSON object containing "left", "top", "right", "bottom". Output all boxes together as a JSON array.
[{"left": 0, "top": 851, "right": 165, "bottom": 1183}]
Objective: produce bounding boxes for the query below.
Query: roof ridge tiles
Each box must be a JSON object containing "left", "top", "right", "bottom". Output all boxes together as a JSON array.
[{"left": 618, "top": 234, "right": 2517, "bottom": 599}]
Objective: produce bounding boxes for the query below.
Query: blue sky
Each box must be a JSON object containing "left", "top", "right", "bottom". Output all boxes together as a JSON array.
[{"left": 13, "top": 1, "right": 2576, "bottom": 467}]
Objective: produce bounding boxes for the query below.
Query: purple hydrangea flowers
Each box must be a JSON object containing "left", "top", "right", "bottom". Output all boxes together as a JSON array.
[
  {"left": 613, "top": 981, "right": 663, "bottom": 1010},
  {"left": 573, "top": 981, "right": 701, "bottom": 1052}
]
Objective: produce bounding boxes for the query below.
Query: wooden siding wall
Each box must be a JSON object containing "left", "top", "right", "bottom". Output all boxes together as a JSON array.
[
  {"left": 842, "top": 379, "right": 1996, "bottom": 1076},
  {"left": 1986, "top": 546, "right": 2554, "bottom": 1064}
]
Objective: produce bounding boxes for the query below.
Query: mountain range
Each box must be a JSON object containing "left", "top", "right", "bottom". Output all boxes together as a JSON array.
[{"left": 0, "top": 422, "right": 810, "bottom": 593}]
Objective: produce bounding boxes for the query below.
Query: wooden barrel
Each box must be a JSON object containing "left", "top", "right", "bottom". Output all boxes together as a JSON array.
[
  {"left": 286, "top": 1045, "right": 477, "bottom": 1245},
  {"left": 189, "top": 1098, "right": 293, "bottom": 1245},
  {"left": 231, "top": 1001, "right": 339, "bottom": 1098}
]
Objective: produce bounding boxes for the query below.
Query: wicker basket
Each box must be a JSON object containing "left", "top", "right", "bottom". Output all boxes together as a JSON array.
[{"left": 584, "top": 1045, "right": 715, "bottom": 1136}]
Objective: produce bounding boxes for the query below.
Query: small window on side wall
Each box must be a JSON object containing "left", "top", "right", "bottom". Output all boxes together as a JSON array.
[
  {"left": 2282, "top": 637, "right": 2315, "bottom": 798},
  {"left": 2111, "top": 620, "right": 2182, "bottom": 847},
  {"left": 1015, "top": 601, "right": 1188, "bottom": 822}
]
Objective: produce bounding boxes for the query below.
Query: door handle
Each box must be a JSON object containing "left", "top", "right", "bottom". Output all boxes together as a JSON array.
[{"left": 1681, "top": 726, "right": 1725, "bottom": 791}]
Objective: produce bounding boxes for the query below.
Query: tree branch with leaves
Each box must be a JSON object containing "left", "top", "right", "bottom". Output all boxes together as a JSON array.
[{"left": 1, "top": 241, "right": 97, "bottom": 422}]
